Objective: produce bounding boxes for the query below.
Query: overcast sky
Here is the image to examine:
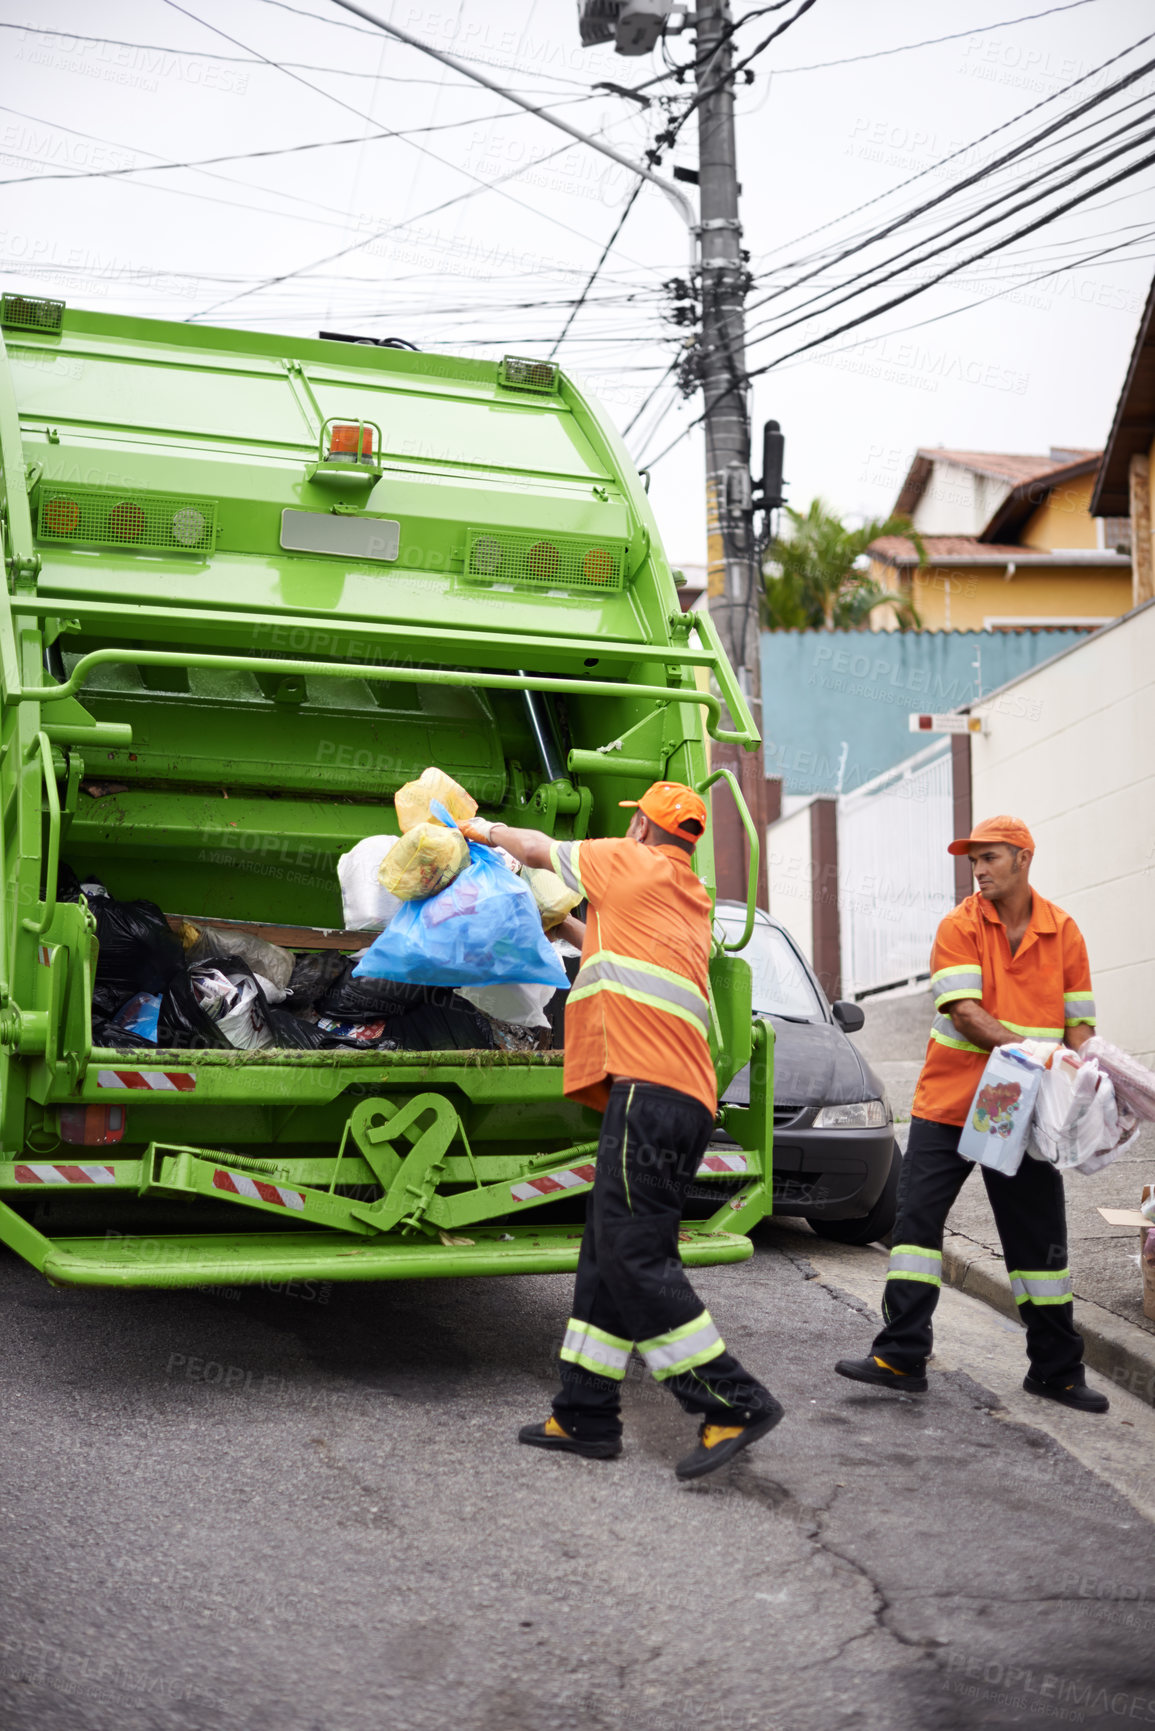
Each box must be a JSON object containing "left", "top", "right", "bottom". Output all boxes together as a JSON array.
[{"left": 3, "top": 0, "right": 1153, "bottom": 563}]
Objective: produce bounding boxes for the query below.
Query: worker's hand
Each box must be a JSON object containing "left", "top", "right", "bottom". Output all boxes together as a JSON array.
[{"left": 461, "top": 818, "right": 497, "bottom": 846}]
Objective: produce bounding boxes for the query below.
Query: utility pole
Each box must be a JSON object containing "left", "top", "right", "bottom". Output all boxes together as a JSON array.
[{"left": 692, "top": 0, "right": 769, "bottom": 907}]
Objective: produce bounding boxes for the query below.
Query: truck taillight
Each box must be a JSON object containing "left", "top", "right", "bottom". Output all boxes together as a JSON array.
[
  {"left": 59, "top": 1105, "right": 125, "bottom": 1146},
  {"left": 328, "top": 423, "right": 373, "bottom": 460}
]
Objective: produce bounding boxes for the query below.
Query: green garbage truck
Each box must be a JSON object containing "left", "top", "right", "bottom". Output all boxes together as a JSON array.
[{"left": 0, "top": 291, "right": 772, "bottom": 1289}]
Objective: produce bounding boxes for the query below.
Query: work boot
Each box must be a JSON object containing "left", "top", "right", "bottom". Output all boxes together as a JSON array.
[
  {"left": 518, "top": 1416, "right": 622, "bottom": 1459},
  {"left": 1023, "top": 1373, "right": 1109, "bottom": 1414},
  {"left": 675, "top": 1398, "right": 785, "bottom": 1481},
  {"left": 835, "top": 1355, "right": 928, "bottom": 1393}
]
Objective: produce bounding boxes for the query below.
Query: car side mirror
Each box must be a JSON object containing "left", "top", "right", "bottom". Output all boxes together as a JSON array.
[{"left": 832, "top": 1000, "right": 865, "bottom": 1033}]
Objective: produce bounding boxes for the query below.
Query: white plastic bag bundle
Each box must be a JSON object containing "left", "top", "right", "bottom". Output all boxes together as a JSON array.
[
  {"left": 338, "top": 836, "right": 402, "bottom": 931},
  {"left": 457, "top": 981, "right": 555, "bottom": 1030},
  {"left": 191, "top": 965, "right": 273, "bottom": 1051},
  {"left": 1028, "top": 1049, "right": 1139, "bottom": 1175}
]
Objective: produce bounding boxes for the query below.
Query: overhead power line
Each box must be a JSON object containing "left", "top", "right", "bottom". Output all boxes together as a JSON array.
[
  {"left": 772, "top": 0, "right": 1102, "bottom": 75},
  {"left": 751, "top": 27, "right": 1155, "bottom": 268},
  {"left": 0, "top": 104, "right": 594, "bottom": 187},
  {"left": 744, "top": 44, "right": 1155, "bottom": 317},
  {"left": 0, "top": 20, "right": 600, "bottom": 95},
  {"left": 549, "top": 182, "right": 643, "bottom": 358},
  {"left": 744, "top": 103, "right": 1155, "bottom": 345},
  {"left": 746, "top": 143, "right": 1155, "bottom": 375}
]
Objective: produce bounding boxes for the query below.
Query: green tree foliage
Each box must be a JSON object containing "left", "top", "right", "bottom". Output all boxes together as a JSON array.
[{"left": 761, "top": 498, "right": 923, "bottom": 630}]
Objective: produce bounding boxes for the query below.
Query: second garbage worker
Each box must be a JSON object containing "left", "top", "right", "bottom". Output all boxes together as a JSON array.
[{"left": 463, "top": 781, "right": 783, "bottom": 1480}]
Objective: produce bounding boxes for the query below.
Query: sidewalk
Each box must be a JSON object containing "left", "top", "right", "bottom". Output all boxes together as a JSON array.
[{"left": 851, "top": 990, "right": 1155, "bottom": 1407}]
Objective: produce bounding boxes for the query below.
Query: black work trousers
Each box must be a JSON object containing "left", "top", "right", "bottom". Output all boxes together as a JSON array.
[
  {"left": 872, "top": 1115, "right": 1083, "bottom": 1383},
  {"left": 551, "top": 1079, "right": 775, "bottom": 1443}
]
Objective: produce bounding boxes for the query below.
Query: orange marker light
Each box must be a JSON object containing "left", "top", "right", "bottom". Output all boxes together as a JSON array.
[{"left": 329, "top": 423, "right": 373, "bottom": 458}]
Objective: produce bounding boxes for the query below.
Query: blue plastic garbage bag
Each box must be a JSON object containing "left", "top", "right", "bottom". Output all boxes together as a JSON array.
[{"left": 353, "top": 805, "right": 570, "bottom": 991}]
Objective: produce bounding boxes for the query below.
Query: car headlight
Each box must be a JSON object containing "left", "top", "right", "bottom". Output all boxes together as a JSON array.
[{"left": 813, "top": 1100, "right": 890, "bottom": 1129}]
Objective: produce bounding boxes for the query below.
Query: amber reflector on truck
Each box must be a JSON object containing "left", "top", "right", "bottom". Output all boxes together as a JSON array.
[
  {"left": 1, "top": 292, "right": 64, "bottom": 332},
  {"left": 36, "top": 484, "right": 218, "bottom": 554},
  {"left": 464, "top": 528, "right": 627, "bottom": 592}
]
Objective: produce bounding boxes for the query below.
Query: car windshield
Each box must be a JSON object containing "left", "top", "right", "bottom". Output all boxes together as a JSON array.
[{"left": 716, "top": 918, "right": 825, "bottom": 1021}]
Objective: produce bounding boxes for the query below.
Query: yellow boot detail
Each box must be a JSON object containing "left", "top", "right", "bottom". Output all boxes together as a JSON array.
[
  {"left": 873, "top": 1356, "right": 910, "bottom": 1375},
  {"left": 700, "top": 1423, "right": 747, "bottom": 1448},
  {"left": 544, "top": 1415, "right": 572, "bottom": 1439}
]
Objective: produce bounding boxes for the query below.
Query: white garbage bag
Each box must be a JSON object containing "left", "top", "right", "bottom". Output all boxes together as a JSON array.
[
  {"left": 457, "top": 981, "right": 555, "bottom": 1030},
  {"left": 338, "top": 836, "right": 402, "bottom": 931},
  {"left": 1028, "top": 1048, "right": 1140, "bottom": 1175}
]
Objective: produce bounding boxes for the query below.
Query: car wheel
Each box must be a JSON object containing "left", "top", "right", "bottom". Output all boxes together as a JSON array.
[{"left": 809, "top": 1140, "right": 901, "bottom": 1247}]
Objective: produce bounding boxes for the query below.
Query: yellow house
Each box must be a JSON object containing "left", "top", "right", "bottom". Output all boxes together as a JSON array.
[
  {"left": 1090, "top": 271, "right": 1155, "bottom": 608},
  {"left": 868, "top": 447, "right": 1133, "bottom": 630}
]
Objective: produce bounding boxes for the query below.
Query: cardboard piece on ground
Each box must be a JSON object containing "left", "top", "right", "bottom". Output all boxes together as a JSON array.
[{"left": 1097, "top": 1208, "right": 1150, "bottom": 1226}]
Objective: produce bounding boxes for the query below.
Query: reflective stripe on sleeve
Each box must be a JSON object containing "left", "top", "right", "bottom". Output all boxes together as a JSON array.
[
  {"left": 930, "top": 1013, "right": 986, "bottom": 1055},
  {"left": 1009, "top": 1269, "right": 1073, "bottom": 1307},
  {"left": 570, "top": 950, "right": 710, "bottom": 1036},
  {"left": 1064, "top": 993, "right": 1096, "bottom": 1025},
  {"left": 932, "top": 965, "right": 983, "bottom": 1009},
  {"left": 559, "top": 1318, "right": 632, "bottom": 1381},
  {"left": 638, "top": 1309, "right": 725, "bottom": 1381},
  {"left": 550, "top": 840, "right": 585, "bottom": 899},
  {"left": 886, "top": 1244, "right": 942, "bottom": 1287}
]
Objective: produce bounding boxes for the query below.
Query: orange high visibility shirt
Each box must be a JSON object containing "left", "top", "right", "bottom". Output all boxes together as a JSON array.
[
  {"left": 913, "top": 890, "right": 1096, "bottom": 1127},
  {"left": 549, "top": 836, "right": 717, "bottom": 1117}
]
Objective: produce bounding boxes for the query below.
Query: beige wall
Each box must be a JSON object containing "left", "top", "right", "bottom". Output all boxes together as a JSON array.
[
  {"left": 868, "top": 558, "right": 1131, "bottom": 630},
  {"left": 1021, "top": 472, "right": 1098, "bottom": 551},
  {"left": 971, "top": 603, "right": 1155, "bottom": 1065},
  {"left": 767, "top": 804, "right": 814, "bottom": 964}
]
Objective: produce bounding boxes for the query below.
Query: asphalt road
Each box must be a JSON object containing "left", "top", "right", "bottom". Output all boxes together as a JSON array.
[{"left": 2, "top": 1226, "right": 1154, "bottom": 1731}]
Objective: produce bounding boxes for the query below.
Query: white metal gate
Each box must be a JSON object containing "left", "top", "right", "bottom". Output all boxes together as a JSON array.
[{"left": 837, "top": 739, "right": 955, "bottom": 999}]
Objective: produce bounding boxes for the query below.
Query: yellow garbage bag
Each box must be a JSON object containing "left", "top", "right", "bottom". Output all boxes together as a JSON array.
[
  {"left": 524, "top": 866, "right": 582, "bottom": 930},
  {"left": 378, "top": 821, "right": 469, "bottom": 901},
  {"left": 395, "top": 767, "right": 477, "bottom": 834}
]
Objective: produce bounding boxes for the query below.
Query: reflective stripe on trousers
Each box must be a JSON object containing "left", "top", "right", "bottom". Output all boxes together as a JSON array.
[
  {"left": 638, "top": 1308, "right": 725, "bottom": 1381},
  {"left": 569, "top": 950, "right": 710, "bottom": 1037},
  {"left": 886, "top": 1243, "right": 942, "bottom": 1287},
  {"left": 1009, "top": 1269, "right": 1073, "bottom": 1307},
  {"left": 560, "top": 1318, "right": 633, "bottom": 1380}
]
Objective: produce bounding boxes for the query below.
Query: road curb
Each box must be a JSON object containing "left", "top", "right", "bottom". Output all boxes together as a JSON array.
[{"left": 941, "top": 1231, "right": 1155, "bottom": 1409}]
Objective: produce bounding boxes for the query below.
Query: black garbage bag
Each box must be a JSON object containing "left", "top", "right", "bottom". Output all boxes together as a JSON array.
[
  {"left": 317, "top": 959, "right": 453, "bottom": 1020},
  {"left": 90, "top": 893, "right": 184, "bottom": 1023},
  {"left": 157, "top": 964, "right": 234, "bottom": 1050},
  {"left": 287, "top": 950, "right": 350, "bottom": 1008},
  {"left": 388, "top": 998, "right": 497, "bottom": 1053},
  {"left": 57, "top": 861, "right": 82, "bottom": 903}
]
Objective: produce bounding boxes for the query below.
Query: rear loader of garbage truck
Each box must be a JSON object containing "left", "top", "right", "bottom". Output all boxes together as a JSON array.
[{"left": 0, "top": 293, "right": 772, "bottom": 1290}]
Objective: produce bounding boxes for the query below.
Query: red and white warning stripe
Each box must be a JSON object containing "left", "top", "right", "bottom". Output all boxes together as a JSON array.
[
  {"left": 14, "top": 1162, "right": 117, "bottom": 1185},
  {"left": 96, "top": 1069, "right": 197, "bottom": 1092},
  {"left": 38, "top": 945, "right": 51, "bottom": 967},
  {"left": 212, "top": 1168, "right": 305, "bottom": 1211},
  {"left": 510, "top": 1162, "right": 596, "bottom": 1203},
  {"left": 696, "top": 1152, "right": 749, "bottom": 1175},
  {"left": 510, "top": 1150, "right": 748, "bottom": 1203}
]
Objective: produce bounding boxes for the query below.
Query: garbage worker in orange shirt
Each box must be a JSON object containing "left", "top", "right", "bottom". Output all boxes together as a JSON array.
[
  {"left": 836, "top": 816, "right": 1107, "bottom": 1412},
  {"left": 464, "top": 782, "right": 783, "bottom": 1479}
]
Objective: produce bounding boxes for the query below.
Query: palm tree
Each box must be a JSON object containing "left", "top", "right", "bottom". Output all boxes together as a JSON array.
[{"left": 762, "top": 497, "right": 923, "bottom": 631}]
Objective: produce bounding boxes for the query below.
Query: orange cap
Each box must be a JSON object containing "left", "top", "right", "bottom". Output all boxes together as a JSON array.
[
  {"left": 948, "top": 814, "right": 1036, "bottom": 857},
  {"left": 620, "top": 781, "right": 708, "bottom": 842}
]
